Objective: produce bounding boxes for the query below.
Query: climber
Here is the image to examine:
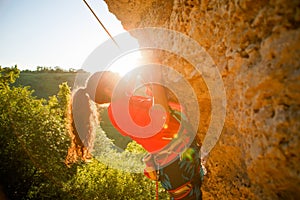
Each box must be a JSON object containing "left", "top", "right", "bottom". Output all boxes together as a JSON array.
[{"left": 65, "top": 63, "right": 204, "bottom": 200}]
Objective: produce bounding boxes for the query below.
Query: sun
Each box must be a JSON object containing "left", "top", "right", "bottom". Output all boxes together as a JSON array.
[{"left": 109, "top": 51, "right": 143, "bottom": 76}]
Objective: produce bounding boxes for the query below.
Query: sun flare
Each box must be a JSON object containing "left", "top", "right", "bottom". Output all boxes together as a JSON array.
[{"left": 109, "top": 51, "right": 142, "bottom": 76}]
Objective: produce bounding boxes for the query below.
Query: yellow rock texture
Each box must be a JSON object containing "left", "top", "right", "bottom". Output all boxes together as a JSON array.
[{"left": 104, "top": 0, "right": 300, "bottom": 199}]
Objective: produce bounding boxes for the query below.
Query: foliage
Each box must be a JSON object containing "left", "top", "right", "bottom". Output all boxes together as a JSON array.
[
  {"left": 125, "top": 140, "right": 147, "bottom": 154},
  {"left": 0, "top": 65, "right": 20, "bottom": 88},
  {"left": 0, "top": 67, "right": 72, "bottom": 199},
  {"left": 64, "top": 159, "right": 167, "bottom": 200},
  {"left": 0, "top": 66, "right": 169, "bottom": 199},
  {"left": 36, "top": 66, "right": 69, "bottom": 73}
]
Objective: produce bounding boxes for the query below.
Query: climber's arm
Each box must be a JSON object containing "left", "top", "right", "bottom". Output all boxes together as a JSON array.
[{"left": 147, "top": 65, "right": 170, "bottom": 122}]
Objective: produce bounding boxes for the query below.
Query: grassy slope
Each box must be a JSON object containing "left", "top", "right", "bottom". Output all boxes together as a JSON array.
[{"left": 13, "top": 71, "right": 88, "bottom": 99}]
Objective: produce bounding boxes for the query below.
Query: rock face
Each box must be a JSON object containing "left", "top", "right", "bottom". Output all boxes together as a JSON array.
[{"left": 104, "top": 0, "right": 300, "bottom": 199}]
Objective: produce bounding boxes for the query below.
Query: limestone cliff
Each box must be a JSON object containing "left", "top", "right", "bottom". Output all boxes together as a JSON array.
[{"left": 104, "top": 0, "right": 300, "bottom": 199}]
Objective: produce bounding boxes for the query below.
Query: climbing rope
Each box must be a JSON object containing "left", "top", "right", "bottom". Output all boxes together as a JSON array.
[
  {"left": 156, "top": 180, "right": 159, "bottom": 200},
  {"left": 82, "top": 0, "right": 120, "bottom": 48}
]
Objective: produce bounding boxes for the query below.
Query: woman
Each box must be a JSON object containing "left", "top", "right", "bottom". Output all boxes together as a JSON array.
[{"left": 66, "top": 64, "right": 203, "bottom": 200}]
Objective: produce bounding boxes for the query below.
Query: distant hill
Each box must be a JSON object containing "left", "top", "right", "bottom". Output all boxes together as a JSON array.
[{"left": 13, "top": 71, "right": 90, "bottom": 99}]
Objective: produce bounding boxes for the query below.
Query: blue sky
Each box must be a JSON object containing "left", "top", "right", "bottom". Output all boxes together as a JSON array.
[{"left": 0, "top": 0, "right": 132, "bottom": 70}]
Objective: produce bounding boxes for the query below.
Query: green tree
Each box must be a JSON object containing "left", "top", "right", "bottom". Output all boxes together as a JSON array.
[
  {"left": 0, "top": 66, "right": 72, "bottom": 199},
  {"left": 0, "top": 65, "right": 20, "bottom": 88},
  {"left": 0, "top": 66, "right": 168, "bottom": 199}
]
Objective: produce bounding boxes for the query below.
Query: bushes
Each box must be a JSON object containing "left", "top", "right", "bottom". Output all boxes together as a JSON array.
[
  {"left": 0, "top": 66, "right": 168, "bottom": 199},
  {"left": 0, "top": 66, "right": 72, "bottom": 199}
]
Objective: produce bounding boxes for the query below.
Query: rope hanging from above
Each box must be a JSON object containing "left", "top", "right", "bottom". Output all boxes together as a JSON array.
[{"left": 82, "top": 0, "right": 120, "bottom": 49}]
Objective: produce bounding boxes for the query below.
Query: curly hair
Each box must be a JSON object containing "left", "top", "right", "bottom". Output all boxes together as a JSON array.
[{"left": 65, "top": 71, "right": 120, "bottom": 165}]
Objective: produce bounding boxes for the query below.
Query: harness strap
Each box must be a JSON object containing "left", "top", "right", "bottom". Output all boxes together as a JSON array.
[
  {"left": 167, "top": 181, "right": 193, "bottom": 199},
  {"left": 143, "top": 106, "right": 203, "bottom": 199}
]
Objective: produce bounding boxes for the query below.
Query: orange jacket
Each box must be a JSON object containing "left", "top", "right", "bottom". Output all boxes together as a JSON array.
[{"left": 108, "top": 96, "right": 181, "bottom": 153}]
